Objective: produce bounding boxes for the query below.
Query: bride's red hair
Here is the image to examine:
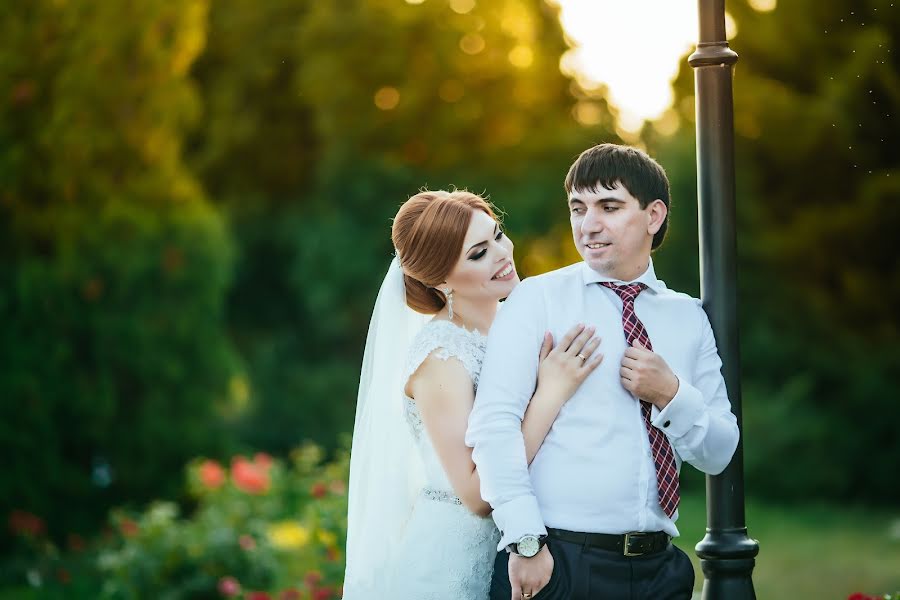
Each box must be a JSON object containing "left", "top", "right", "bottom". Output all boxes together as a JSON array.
[{"left": 392, "top": 190, "right": 497, "bottom": 315}]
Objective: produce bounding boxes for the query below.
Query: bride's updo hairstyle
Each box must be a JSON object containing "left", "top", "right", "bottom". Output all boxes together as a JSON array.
[{"left": 392, "top": 190, "right": 497, "bottom": 315}]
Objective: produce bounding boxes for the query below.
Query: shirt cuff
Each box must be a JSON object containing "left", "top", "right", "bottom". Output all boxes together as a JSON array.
[
  {"left": 651, "top": 376, "right": 704, "bottom": 438},
  {"left": 491, "top": 494, "right": 547, "bottom": 551}
]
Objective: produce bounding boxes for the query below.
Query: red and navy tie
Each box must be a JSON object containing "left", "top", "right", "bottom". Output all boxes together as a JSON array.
[{"left": 601, "top": 282, "right": 680, "bottom": 518}]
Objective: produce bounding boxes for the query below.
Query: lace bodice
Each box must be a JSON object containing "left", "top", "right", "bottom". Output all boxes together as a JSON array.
[
  {"left": 385, "top": 319, "right": 499, "bottom": 599},
  {"left": 402, "top": 320, "right": 487, "bottom": 452}
]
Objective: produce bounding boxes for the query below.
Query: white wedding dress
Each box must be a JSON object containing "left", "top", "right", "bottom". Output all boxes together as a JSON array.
[{"left": 384, "top": 319, "right": 501, "bottom": 599}]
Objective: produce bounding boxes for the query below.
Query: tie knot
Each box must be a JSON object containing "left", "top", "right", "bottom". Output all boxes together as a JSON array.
[{"left": 600, "top": 281, "right": 646, "bottom": 303}]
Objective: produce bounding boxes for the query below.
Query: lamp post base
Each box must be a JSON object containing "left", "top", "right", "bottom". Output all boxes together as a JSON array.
[{"left": 696, "top": 529, "right": 759, "bottom": 600}]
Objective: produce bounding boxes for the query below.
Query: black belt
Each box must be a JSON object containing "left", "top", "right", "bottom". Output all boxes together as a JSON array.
[{"left": 547, "top": 527, "right": 671, "bottom": 557}]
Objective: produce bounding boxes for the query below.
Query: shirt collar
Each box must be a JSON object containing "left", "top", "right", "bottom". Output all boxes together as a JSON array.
[{"left": 580, "top": 258, "right": 664, "bottom": 293}]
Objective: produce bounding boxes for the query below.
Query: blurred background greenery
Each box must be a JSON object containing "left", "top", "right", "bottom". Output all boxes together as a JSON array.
[{"left": 1, "top": 0, "right": 898, "bottom": 597}]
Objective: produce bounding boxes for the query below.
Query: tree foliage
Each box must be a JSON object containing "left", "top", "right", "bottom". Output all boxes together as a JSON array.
[
  {"left": 1, "top": 0, "right": 237, "bottom": 536},
  {"left": 2, "top": 0, "right": 896, "bottom": 545},
  {"left": 664, "top": 0, "right": 900, "bottom": 501}
]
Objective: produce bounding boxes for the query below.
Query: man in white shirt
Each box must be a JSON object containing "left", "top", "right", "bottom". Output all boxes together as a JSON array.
[{"left": 466, "top": 143, "right": 740, "bottom": 600}]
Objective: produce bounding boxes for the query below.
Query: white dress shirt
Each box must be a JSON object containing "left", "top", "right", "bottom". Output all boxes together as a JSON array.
[{"left": 465, "top": 260, "right": 740, "bottom": 550}]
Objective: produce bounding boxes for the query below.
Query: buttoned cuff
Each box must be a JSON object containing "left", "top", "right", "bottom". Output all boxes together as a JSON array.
[
  {"left": 492, "top": 494, "right": 547, "bottom": 551},
  {"left": 651, "top": 376, "right": 704, "bottom": 438}
]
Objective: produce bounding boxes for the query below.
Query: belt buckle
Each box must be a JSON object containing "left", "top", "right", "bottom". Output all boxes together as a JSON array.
[{"left": 623, "top": 532, "right": 645, "bottom": 557}]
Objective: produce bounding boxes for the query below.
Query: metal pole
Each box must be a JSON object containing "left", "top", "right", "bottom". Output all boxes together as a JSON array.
[{"left": 688, "top": 1, "right": 758, "bottom": 599}]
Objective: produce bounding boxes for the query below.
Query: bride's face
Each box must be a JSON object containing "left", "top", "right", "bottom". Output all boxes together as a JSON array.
[{"left": 442, "top": 210, "right": 519, "bottom": 303}]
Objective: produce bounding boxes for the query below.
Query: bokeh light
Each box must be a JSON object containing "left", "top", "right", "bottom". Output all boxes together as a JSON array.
[{"left": 554, "top": 0, "right": 736, "bottom": 131}]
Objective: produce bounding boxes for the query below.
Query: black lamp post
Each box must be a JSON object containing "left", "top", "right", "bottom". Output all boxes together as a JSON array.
[{"left": 688, "top": 1, "right": 759, "bottom": 598}]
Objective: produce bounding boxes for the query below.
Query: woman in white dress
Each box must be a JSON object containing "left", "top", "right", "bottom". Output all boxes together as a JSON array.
[{"left": 343, "top": 191, "right": 603, "bottom": 599}]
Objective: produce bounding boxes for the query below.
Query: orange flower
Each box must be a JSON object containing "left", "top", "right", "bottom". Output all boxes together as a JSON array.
[
  {"left": 199, "top": 460, "right": 226, "bottom": 489},
  {"left": 231, "top": 456, "right": 270, "bottom": 494}
]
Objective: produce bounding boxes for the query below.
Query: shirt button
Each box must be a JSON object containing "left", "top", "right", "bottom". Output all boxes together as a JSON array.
[{"left": 663, "top": 420, "right": 671, "bottom": 428}]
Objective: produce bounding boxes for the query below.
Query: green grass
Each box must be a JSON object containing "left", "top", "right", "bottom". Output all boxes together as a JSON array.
[{"left": 673, "top": 493, "right": 900, "bottom": 598}]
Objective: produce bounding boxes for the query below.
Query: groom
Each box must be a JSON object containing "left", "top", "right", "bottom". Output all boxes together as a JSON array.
[{"left": 466, "top": 143, "right": 739, "bottom": 599}]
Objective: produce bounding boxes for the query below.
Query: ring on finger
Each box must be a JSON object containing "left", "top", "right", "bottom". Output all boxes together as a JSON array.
[
  {"left": 576, "top": 353, "right": 587, "bottom": 362},
  {"left": 523, "top": 593, "right": 533, "bottom": 600}
]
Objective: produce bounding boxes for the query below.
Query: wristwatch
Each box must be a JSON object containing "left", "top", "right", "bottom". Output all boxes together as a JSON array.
[{"left": 507, "top": 534, "right": 548, "bottom": 558}]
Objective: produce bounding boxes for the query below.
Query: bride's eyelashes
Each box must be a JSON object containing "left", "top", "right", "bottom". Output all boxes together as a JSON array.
[{"left": 469, "top": 230, "right": 505, "bottom": 261}]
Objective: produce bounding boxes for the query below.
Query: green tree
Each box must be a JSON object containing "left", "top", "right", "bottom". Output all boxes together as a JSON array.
[
  {"left": 0, "top": 0, "right": 238, "bottom": 536},
  {"left": 664, "top": 0, "right": 900, "bottom": 501},
  {"left": 188, "top": 0, "right": 610, "bottom": 452}
]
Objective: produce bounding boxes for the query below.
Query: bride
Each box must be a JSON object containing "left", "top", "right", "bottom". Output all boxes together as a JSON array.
[{"left": 342, "top": 190, "right": 603, "bottom": 599}]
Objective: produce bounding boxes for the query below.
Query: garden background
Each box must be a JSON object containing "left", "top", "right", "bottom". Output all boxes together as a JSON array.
[{"left": 2, "top": 0, "right": 898, "bottom": 598}]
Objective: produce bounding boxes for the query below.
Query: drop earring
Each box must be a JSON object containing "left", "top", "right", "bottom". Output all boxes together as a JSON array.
[{"left": 443, "top": 288, "right": 454, "bottom": 320}]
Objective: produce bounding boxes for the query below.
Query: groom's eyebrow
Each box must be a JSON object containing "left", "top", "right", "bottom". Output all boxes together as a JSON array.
[
  {"left": 467, "top": 223, "right": 500, "bottom": 252},
  {"left": 568, "top": 195, "right": 625, "bottom": 205}
]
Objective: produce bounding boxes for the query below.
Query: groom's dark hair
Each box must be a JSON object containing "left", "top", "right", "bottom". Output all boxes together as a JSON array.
[{"left": 564, "top": 143, "right": 671, "bottom": 250}]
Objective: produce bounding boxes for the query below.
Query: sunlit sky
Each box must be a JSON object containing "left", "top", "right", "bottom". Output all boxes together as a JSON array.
[{"left": 553, "top": 0, "right": 751, "bottom": 131}]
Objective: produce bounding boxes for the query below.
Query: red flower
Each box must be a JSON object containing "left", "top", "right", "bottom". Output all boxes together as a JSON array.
[
  {"left": 11, "top": 81, "right": 36, "bottom": 105},
  {"left": 304, "top": 571, "right": 323, "bottom": 588},
  {"left": 119, "top": 518, "right": 139, "bottom": 538},
  {"left": 200, "top": 460, "right": 226, "bottom": 489},
  {"left": 67, "top": 533, "right": 86, "bottom": 552},
  {"left": 231, "top": 456, "right": 270, "bottom": 494},
  {"left": 161, "top": 245, "right": 184, "bottom": 274},
  {"left": 8, "top": 510, "right": 45, "bottom": 537},
  {"left": 279, "top": 589, "right": 302, "bottom": 600},
  {"left": 217, "top": 576, "right": 241, "bottom": 597},
  {"left": 82, "top": 277, "right": 104, "bottom": 301},
  {"left": 239, "top": 534, "right": 256, "bottom": 550},
  {"left": 254, "top": 452, "right": 274, "bottom": 471},
  {"left": 848, "top": 594, "right": 877, "bottom": 600},
  {"left": 310, "top": 482, "right": 328, "bottom": 499},
  {"left": 313, "top": 587, "right": 334, "bottom": 600}
]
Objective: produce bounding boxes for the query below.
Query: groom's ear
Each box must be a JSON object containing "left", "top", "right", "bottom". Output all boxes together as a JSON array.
[{"left": 646, "top": 199, "right": 668, "bottom": 236}]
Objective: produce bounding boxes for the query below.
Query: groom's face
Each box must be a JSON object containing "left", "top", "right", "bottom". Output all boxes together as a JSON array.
[{"left": 568, "top": 182, "right": 665, "bottom": 279}]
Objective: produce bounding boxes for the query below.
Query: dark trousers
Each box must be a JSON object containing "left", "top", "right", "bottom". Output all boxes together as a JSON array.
[{"left": 489, "top": 535, "right": 694, "bottom": 600}]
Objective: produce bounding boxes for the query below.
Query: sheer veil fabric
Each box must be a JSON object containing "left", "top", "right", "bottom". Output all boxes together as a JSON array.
[{"left": 342, "top": 257, "right": 430, "bottom": 598}]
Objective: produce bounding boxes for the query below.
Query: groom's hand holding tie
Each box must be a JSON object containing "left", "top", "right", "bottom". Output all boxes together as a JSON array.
[{"left": 620, "top": 339, "right": 680, "bottom": 409}]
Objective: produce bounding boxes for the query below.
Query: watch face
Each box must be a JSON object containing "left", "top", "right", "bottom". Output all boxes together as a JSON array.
[{"left": 518, "top": 535, "right": 539, "bottom": 557}]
